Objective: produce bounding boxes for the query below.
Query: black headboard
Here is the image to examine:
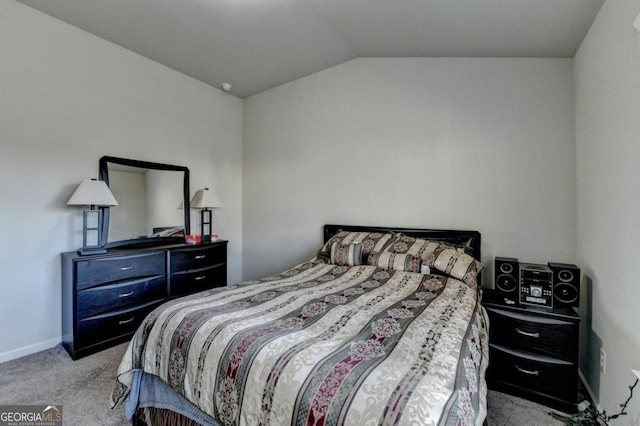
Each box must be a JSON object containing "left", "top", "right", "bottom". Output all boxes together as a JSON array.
[{"left": 323, "top": 224, "right": 481, "bottom": 261}]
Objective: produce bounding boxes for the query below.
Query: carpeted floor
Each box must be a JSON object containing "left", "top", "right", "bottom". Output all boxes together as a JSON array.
[
  {"left": 0, "top": 343, "right": 564, "bottom": 425},
  {"left": 0, "top": 343, "right": 130, "bottom": 426}
]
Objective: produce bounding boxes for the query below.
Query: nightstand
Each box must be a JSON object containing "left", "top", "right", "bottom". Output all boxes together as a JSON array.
[{"left": 482, "top": 289, "right": 580, "bottom": 413}]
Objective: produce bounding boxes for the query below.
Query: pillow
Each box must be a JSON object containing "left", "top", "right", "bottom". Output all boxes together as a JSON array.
[
  {"left": 329, "top": 242, "right": 363, "bottom": 266},
  {"left": 387, "top": 234, "right": 471, "bottom": 258},
  {"left": 383, "top": 234, "right": 483, "bottom": 286},
  {"left": 423, "top": 245, "right": 484, "bottom": 287},
  {"left": 318, "top": 230, "right": 396, "bottom": 262},
  {"left": 367, "top": 251, "right": 422, "bottom": 273}
]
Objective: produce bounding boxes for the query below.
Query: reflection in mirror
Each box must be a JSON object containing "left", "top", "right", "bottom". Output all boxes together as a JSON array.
[
  {"left": 99, "top": 156, "right": 190, "bottom": 248},
  {"left": 107, "top": 165, "right": 184, "bottom": 241}
]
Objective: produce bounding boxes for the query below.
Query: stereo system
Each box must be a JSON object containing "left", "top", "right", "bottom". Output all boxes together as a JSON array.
[
  {"left": 519, "top": 263, "right": 553, "bottom": 308},
  {"left": 493, "top": 257, "right": 580, "bottom": 309}
]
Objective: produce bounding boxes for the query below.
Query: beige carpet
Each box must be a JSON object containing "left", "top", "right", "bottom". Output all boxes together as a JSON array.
[
  {"left": 0, "top": 343, "right": 129, "bottom": 426},
  {"left": 0, "top": 343, "right": 563, "bottom": 425},
  {"left": 486, "top": 389, "right": 564, "bottom": 425}
]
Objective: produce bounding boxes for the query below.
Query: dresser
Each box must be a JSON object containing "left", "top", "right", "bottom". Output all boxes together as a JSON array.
[
  {"left": 61, "top": 240, "right": 228, "bottom": 360},
  {"left": 482, "top": 289, "right": 580, "bottom": 413}
]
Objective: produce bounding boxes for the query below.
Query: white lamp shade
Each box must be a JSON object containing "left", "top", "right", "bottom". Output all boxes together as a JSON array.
[
  {"left": 633, "top": 369, "right": 640, "bottom": 381},
  {"left": 67, "top": 179, "right": 119, "bottom": 207},
  {"left": 190, "top": 188, "right": 223, "bottom": 209}
]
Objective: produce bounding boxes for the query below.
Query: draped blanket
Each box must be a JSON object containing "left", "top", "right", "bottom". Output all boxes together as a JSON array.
[{"left": 112, "top": 260, "right": 488, "bottom": 426}]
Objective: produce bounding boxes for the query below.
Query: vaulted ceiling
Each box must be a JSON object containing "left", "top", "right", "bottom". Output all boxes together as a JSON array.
[{"left": 17, "top": 0, "right": 604, "bottom": 98}]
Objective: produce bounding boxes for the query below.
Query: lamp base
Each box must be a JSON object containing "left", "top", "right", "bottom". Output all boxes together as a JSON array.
[{"left": 77, "top": 247, "right": 107, "bottom": 256}]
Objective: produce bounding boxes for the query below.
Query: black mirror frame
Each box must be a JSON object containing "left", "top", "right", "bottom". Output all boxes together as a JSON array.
[{"left": 98, "top": 156, "right": 190, "bottom": 249}]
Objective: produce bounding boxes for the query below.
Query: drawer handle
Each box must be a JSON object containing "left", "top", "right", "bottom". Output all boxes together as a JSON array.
[
  {"left": 194, "top": 275, "right": 206, "bottom": 281},
  {"left": 118, "top": 317, "right": 135, "bottom": 325},
  {"left": 119, "top": 291, "right": 135, "bottom": 298},
  {"left": 195, "top": 255, "right": 206, "bottom": 260},
  {"left": 515, "top": 328, "right": 540, "bottom": 338},
  {"left": 515, "top": 365, "right": 539, "bottom": 376},
  {"left": 119, "top": 265, "right": 135, "bottom": 271}
]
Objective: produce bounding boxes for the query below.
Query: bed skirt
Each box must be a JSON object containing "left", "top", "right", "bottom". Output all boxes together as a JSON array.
[{"left": 133, "top": 407, "right": 206, "bottom": 426}]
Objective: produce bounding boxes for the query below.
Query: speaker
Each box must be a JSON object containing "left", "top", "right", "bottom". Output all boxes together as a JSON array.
[
  {"left": 495, "top": 257, "right": 519, "bottom": 305},
  {"left": 548, "top": 262, "right": 580, "bottom": 308}
]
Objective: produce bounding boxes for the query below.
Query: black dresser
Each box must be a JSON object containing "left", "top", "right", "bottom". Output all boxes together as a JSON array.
[
  {"left": 61, "top": 241, "right": 227, "bottom": 360},
  {"left": 482, "top": 289, "right": 580, "bottom": 412}
]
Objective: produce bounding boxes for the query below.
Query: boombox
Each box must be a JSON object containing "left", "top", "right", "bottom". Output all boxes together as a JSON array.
[{"left": 494, "top": 258, "right": 580, "bottom": 309}]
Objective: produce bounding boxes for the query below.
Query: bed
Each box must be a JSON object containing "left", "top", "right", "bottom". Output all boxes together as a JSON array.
[{"left": 111, "top": 224, "right": 489, "bottom": 426}]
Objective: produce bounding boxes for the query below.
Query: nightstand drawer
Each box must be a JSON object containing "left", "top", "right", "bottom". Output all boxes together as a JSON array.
[
  {"left": 486, "top": 307, "right": 577, "bottom": 362},
  {"left": 170, "top": 263, "right": 226, "bottom": 297},
  {"left": 77, "top": 300, "right": 161, "bottom": 348},
  {"left": 76, "top": 252, "right": 165, "bottom": 290},
  {"left": 169, "top": 244, "right": 226, "bottom": 273},
  {"left": 489, "top": 344, "right": 577, "bottom": 403},
  {"left": 77, "top": 275, "right": 166, "bottom": 319}
]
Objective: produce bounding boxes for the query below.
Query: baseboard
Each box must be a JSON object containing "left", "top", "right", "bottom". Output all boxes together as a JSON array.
[
  {"left": 578, "top": 369, "right": 603, "bottom": 412},
  {"left": 0, "top": 338, "right": 61, "bottom": 364}
]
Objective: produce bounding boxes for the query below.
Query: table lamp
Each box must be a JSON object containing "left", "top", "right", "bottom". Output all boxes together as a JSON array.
[
  {"left": 190, "top": 187, "right": 222, "bottom": 243},
  {"left": 67, "top": 178, "right": 118, "bottom": 255}
]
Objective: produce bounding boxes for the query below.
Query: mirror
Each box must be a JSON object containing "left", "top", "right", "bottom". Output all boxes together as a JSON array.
[{"left": 99, "top": 156, "right": 190, "bottom": 248}]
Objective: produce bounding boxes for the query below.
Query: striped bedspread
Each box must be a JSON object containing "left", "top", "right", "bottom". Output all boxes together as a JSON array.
[{"left": 111, "top": 260, "right": 489, "bottom": 426}]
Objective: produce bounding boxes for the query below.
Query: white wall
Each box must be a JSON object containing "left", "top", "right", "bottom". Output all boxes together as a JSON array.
[
  {"left": 243, "top": 58, "right": 576, "bottom": 282},
  {"left": 0, "top": 1, "right": 243, "bottom": 362},
  {"left": 574, "top": 0, "right": 640, "bottom": 420},
  {"left": 146, "top": 169, "right": 184, "bottom": 235},
  {"left": 109, "top": 170, "right": 147, "bottom": 241}
]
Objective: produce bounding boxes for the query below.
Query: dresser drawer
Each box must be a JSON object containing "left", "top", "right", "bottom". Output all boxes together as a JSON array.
[
  {"left": 77, "top": 275, "right": 166, "bottom": 320},
  {"left": 62, "top": 242, "right": 228, "bottom": 359},
  {"left": 488, "top": 344, "right": 577, "bottom": 403},
  {"left": 77, "top": 300, "right": 161, "bottom": 348},
  {"left": 76, "top": 252, "right": 165, "bottom": 290},
  {"left": 486, "top": 307, "right": 577, "bottom": 362},
  {"left": 169, "top": 244, "right": 226, "bottom": 273},
  {"left": 170, "top": 263, "right": 226, "bottom": 297}
]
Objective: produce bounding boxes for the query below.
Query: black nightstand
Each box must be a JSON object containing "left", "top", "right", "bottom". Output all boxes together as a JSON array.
[{"left": 482, "top": 288, "right": 580, "bottom": 413}]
